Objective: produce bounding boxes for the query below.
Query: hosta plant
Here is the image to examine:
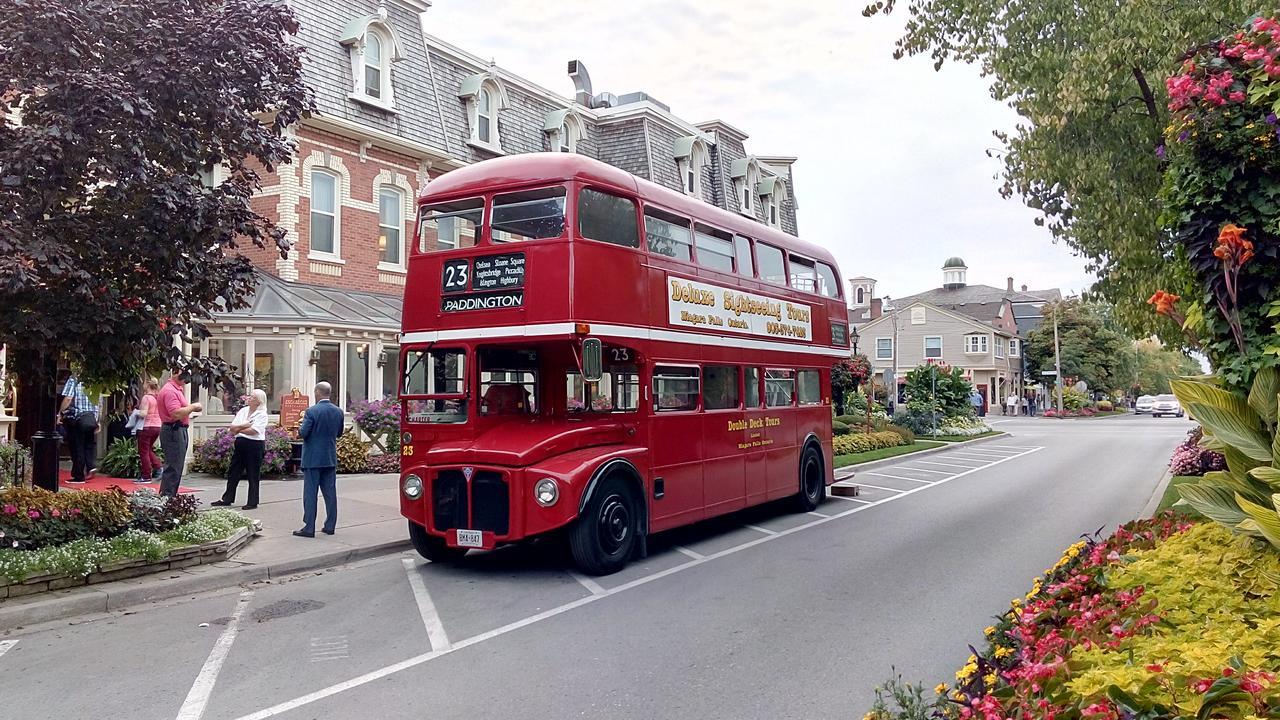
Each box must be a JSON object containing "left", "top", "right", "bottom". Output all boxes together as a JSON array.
[{"left": 1169, "top": 367, "right": 1280, "bottom": 550}]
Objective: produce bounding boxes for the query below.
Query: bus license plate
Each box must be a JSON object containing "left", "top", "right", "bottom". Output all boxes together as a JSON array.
[{"left": 456, "top": 530, "right": 483, "bottom": 548}]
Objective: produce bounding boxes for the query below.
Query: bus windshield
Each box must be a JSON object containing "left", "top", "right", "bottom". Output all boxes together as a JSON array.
[{"left": 402, "top": 348, "right": 468, "bottom": 423}]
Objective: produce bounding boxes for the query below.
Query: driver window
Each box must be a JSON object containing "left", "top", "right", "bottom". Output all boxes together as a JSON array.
[
  {"left": 479, "top": 348, "right": 538, "bottom": 416},
  {"left": 566, "top": 345, "right": 640, "bottom": 413}
]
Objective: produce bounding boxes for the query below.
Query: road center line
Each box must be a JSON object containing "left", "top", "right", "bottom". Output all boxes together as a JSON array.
[
  {"left": 234, "top": 446, "right": 1044, "bottom": 720},
  {"left": 402, "top": 558, "right": 452, "bottom": 652},
  {"left": 176, "top": 590, "right": 253, "bottom": 720},
  {"left": 863, "top": 472, "right": 934, "bottom": 484},
  {"left": 744, "top": 524, "right": 777, "bottom": 535},
  {"left": 674, "top": 546, "right": 705, "bottom": 560},
  {"left": 567, "top": 570, "right": 607, "bottom": 595},
  {"left": 0, "top": 640, "right": 16, "bottom": 660}
]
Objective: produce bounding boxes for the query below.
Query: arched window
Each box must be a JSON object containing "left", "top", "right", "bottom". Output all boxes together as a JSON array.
[
  {"left": 673, "top": 136, "right": 709, "bottom": 198},
  {"left": 543, "top": 108, "right": 584, "bottom": 154},
  {"left": 856, "top": 287, "right": 865, "bottom": 304},
  {"left": 340, "top": 14, "right": 402, "bottom": 109},
  {"left": 460, "top": 73, "right": 508, "bottom": 151},
  {"left": 364, "top": 33, "right": 384, "bottom": 99},
  {"left": 477, "top": 88, "right": 493, "bottom": 144}
]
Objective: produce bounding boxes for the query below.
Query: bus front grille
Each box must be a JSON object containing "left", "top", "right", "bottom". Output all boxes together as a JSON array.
[{"left": 431, "top": 469, "right": 509, "bottom": 536}]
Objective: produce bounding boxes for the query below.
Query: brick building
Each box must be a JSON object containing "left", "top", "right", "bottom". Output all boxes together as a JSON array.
[{"left": 189, "top": 0, "right": 806, "bottom": 438}]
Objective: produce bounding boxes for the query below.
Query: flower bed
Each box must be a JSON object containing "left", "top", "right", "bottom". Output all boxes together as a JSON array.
[
  {"left": 190, "top": 425, "right": 294, "bottom": 477},
  {"left": 1167, "top": 427, "right": 1226, "bottom": 477},
  {"left": 864, "top": 515, "right": 1280, "bottom": 719},
  {"left": 834, "top": 431, "right": 907, "bottom": 455}
]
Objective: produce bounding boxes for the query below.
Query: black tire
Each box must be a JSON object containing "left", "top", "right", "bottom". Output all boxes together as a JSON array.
[
  {"left": 1152, "top": 413, "right": 1161, "bottom": 418},
  {"left": 794, "top": 444, "right": 825, "bottom": 512},
  {"left": 408, "top": 521, "right": 468, "bottom": 564},
  {"left": 569, "top": 475, "right": 639, "bottom": 576}
]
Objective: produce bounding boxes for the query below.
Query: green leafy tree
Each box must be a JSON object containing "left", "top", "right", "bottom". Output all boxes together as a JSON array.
[
  {"left": 0, "top": 0, "right": 313, "bottom": 389},
  {"left": 903, "top": 363, "right": 973, "bottom": 417},
  {"left": 861, "top": 0, "right": 1254, "bottom": 340},
  {"left": 1024, "top": 300, "right": 1132, "bottom": 394},
  {"left": 1127, "top": 338, "right": 1203, "bottom": 396}
]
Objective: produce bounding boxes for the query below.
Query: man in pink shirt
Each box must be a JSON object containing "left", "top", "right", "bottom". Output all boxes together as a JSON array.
[{"left": 157, "top": 366, "right": 202, "bottom": 497}]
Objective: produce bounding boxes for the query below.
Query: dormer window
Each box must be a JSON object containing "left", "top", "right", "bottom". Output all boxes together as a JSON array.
[
  {"left": 460, "top": 73, "right": 509, "bottom": 153},
  {"left": 543, "top": 108, "right": 585, "bottom": 153},
  {"left": 757, "top": 175, "right": 788, "bottom": 228},
  {"left": 673, "top": 136, "right": 709, "bottom": 198},
  {"left": 339, "top": 11, "right": 403, "bottom": 110},
  {"left": 731, "top": 157, "right": 761, "bottom": 217}
]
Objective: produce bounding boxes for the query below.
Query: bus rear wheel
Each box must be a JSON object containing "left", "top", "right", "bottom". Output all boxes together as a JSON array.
[
  {"left": 794, "top": 445, "right": 825, "bottom": 512},
  {"left": 408, "top": 521, "right": 468, "bottom": 564},
  {"left": 569, "top": 475, "right": 638, "bottom": 576}
]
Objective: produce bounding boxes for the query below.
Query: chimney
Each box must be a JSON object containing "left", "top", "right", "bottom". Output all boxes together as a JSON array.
[
  {"left": 1007, "top": 277, "right": 1014, "bottom": 293},
  {"left": 1021, "top": 284, "right": 1027, "bottom": 292}
]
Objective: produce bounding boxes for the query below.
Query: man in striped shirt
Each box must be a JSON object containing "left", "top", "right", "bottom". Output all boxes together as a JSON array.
[{"left": 59, "top": 373, "right": 99, "bottom": 484}]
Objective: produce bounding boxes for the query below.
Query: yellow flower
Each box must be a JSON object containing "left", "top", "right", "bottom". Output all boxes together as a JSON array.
[
  {"left": 984, "top": 673, "right": 998, "bottom": 687},
  {"left": 953, "top": 692, "right": 968, "bottom": 703},
  {"left": 935, "top": 683, "right": 948, "bottom": 695},
  {"left": 995, "top": 646, "right": 1013, "bottom": 659},
  {"left": 984, "top": 626, "right": 996, "bottom": 637}
]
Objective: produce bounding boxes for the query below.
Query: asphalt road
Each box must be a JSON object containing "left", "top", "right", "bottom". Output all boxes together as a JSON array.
[{"left": 0, "top": 413, "right": 1192, "bottom": 720}]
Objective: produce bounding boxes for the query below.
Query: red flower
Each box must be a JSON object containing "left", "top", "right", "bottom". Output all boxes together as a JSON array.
[
  {"left": 1213, "top": 223, "right": 1254, "bottom": 266},
  {"left": 1147, "top": 291, "right": 1181, "bottom": 316},
  {"left": 1191, "top": 678, "right": 1214, "bottom": 693},
  {"left": 1145, "top": 663, "right": 1164, "bottom": 673}
]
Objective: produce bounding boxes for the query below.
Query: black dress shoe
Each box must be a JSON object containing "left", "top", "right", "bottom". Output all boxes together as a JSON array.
[
  {"left": 321, "top": 528, "right": 335, "bottom": 535},
  {"left": 241, "top": 504, "right": 258, "bottom": 510},
  {"left": 292, "top": 530, "right": 314, "bottom": 538},
  {"left": 210, "top": 500, "right": 232, "bottom": 507}
]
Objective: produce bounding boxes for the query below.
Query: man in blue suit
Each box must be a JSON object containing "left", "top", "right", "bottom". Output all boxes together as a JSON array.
[{"left": 294, "top": 382, "right": 344, "bottom": 538}]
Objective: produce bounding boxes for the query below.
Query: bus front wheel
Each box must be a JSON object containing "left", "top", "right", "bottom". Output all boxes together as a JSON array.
[
  {"left": 794, "top": 445, "right": 825, "bottom": 512},
  {"left": 409, "top": 521, "right": 468, "bottom": 564},
  {"left": 569, "top": 475, "right": 638, "bottom": 576}
]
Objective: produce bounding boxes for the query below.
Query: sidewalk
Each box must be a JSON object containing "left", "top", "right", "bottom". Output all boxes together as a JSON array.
[{"left": 1, "top": 471, "right": 409, "bottom": 630}]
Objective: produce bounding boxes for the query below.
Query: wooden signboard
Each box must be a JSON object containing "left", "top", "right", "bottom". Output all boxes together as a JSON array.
[{"left": 279, "top": 388, "right": 310, "bottom": 432}]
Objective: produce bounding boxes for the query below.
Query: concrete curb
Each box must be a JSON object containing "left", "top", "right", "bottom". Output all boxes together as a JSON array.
[
  {"left": 1141, "top": 467, "right": 1176, "bottom": 519},
  {"left": 0, "top": 538, "right": 411, "bottom": 631},
  {"left": 834, "top": 432, "right": 1010, "bottom": 480}
]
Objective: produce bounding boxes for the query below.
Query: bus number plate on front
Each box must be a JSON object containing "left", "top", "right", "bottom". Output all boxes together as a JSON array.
[{"left": 456, "top": 529, "right": 483, "bottom": 548}]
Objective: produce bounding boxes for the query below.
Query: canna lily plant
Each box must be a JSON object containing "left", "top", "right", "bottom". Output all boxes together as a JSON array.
[{"left": 1170, "top": 367, "right": 1280, "bottom": 551}]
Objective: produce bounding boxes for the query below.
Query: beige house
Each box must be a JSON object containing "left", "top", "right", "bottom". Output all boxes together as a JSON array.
[{"left": 859, "top": 299, "right": 1023, "bottom": 414}]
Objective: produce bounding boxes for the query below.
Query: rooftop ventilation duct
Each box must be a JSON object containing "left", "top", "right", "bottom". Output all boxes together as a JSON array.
[{"left": 567, "top": 60, "right": 592, "bottom": 107}]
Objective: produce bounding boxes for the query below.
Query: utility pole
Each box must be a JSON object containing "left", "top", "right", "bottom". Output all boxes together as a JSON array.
[{"left": 1053, "top": 303, "right": 1064, "bottom": 413}]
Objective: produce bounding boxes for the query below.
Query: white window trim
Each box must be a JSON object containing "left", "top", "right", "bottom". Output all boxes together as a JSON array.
[
  {"left": 461, "top": 76, "right": 509, "bottom": 154},
  {"left": 675, "top": 142, "right": 708, "bottom": 198},
  {"left": 309, "top": 169, "right": 342, "bottom": 261},
  {"left": 1009, "top": 338, "right": 1020, "bottom": 357},
  {"left": 964, "top": 334, "right": 989, "bottom": 354},
  {"left": 875, "top": 337, "right": 893, "bottom": 361},
  {"left": 738, "top": 166, "right": 760, "bottom": 217},
  {"left": 995, "top": 338, "right": 1006, "bottom": 359},
  {"left": 923, "top": 336, "right": 943, "bottom": 360},
  {"left": 376, "top": 185, "right": 407, "bottom": 272},
  {"left": 343, "top": 20, "right": 400, "bottom": 112}
]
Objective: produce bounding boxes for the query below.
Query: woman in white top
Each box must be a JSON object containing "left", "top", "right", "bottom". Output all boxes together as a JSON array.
[{"left": 212, "top": 389, "right": 270, "bottom": 509}]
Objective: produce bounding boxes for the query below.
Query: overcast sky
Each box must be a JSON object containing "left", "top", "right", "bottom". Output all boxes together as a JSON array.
[{"left": 424, "top": 0, "right": 1095, "bottom": 300}]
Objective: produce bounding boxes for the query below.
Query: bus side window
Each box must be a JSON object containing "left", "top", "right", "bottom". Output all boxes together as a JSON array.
[
  {"left": 703, "top": 365, "right": 740, "bottom": 410},
  {"left": 734, "top": 235, "right": 755, "bottom": 278},
  {"left": 765, "top": 369, "right": 795, "bottom": 407},
  {"left": 644, "top": 208, "right": 693, "bottom": 261},
  {"left": 756, "top": 243, "right": 786, "bottom": 285},
  {"left": 653, "top": 365, "right": 699, "bottom": 411},
  {"left": 578, "top": 188, "right": 639, "bottom": 248},
  {"left": 816, "top": 262, "right": 841, "bottom": 299},
  {"left": 744, "top": 367, "right": 761, "bottom": 408},
  {"left": 789, "top": 255, "right": 818, "bottom": 293},
  {"left": 797, "top": 369, "right": 822, "bottom": 405},
  {"left": 693, "top": 225, "right": 734, "bottom": 273}
]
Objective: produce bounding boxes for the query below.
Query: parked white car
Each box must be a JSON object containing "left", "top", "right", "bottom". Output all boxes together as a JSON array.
[
  {"left": 1151, "top": 394, "right": 1184, "bottom": 418},
  {"left": 1135, "top": 395, "right": 1156, "bottom": 414}
]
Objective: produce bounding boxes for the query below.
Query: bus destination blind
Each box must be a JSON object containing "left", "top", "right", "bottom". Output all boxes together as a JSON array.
[{"left": 441, "top": 252, "right": 526, "bottom": 312}]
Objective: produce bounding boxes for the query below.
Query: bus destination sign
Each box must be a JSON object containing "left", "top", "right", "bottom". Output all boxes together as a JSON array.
[
  {"left": 667, "top": 276, "right": 812, "bottom": 341},
  {"left": 440, "top": 252, "right": 526, "bottom": 313}
]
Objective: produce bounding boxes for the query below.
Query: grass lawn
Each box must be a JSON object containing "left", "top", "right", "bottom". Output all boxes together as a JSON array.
[
  {"left": 927, "top": 430, "right": 1004, "bottom": 443},
  {"left": 834, "top": 440, "right": 946, "bottom": 468},
  {"left": 1156, "top": 475, "right": 1206, "bottom": 519}
]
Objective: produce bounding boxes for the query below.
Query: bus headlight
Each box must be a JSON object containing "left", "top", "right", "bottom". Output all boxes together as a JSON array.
[
  {"left": 402, "top": 474, "right": 424, "bottom": 500},
  {"left": 534, "top": 478, "right": 559, "bottom": 507}
]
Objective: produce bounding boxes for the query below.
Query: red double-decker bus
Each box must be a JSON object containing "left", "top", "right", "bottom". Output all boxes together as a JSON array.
[{"left": 398, "top": 153, "right": 850, "bottom": 574}]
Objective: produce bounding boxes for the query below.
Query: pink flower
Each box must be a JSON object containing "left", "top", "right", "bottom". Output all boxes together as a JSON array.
[
  {"left": 51, "top": 508, "right": 61, "bottom": 518},
  {"left": 1229, "top": 90, "right": 1245, "bottom": 103},
  {"left": 1191, "top": 678, "right": 1214, "bottom": 693},
  {"left": 2, "top": 504, "right": 15, "bottom": 515},
  {"left": 70, "top": 508, "right": 82, "bottom": 516},
  {"left": 27, "top": 509, "right": 40, "bottom": 519}
]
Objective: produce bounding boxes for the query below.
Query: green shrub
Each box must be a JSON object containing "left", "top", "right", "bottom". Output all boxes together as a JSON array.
[
  {"left": 0, "top": 440, "right": 31, "bottom": 488},
  {"left": 0, "top": 486, "right": 132, "bottom": 550},
  {"left": 1061, "top": 386, "right": 1088, "bottom": 411},
  {"left": 834, "top": 414, "right": 863, "bottom": 426},
  {"left": 1096, "top": 399, "right": 1114, "bottom": 411},
  {"left": 831, "top": 420, "right": 851, "bottom": 436},
  {"left": 834, "top": 431, "right": 904, "bottom": 455},
  {"left": 99, "top": 437, "right": 165, "bottom": 479},
  {"left": 884, "top": 424, "right": 915, "bottom": 445},
  {"left": 336, "top": 431, "right": 369, "bottom": 474},
  {"left": 126, "top": 489, "right": 198, "bottom": 533}
]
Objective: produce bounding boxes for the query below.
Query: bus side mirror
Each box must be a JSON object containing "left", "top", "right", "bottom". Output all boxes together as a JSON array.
[{"left": 582, "top": 338, "right": 603, "bottom": 382}]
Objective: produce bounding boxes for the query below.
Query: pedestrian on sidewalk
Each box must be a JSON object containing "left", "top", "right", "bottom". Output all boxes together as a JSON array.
[
  {"left": 135, "top": 379, "right": 163, "bottom": 482},
  {"left": 212, "top": 388, "right": 269, "bottom": 510},
  {"left": 295, "top": 382, "right": 343, "bottom": 538},
  {"left": 970, "top": 389, "right": 984, "bottom": 417},
  {"left": 157, "top": 366, "right": 202, "bottom": 497},
  {"left": 59, "top": 371, "right": 100, "bottom": 484},
  {"left": 1005, "top": 391, "right": 1018, "bottom": 416}
]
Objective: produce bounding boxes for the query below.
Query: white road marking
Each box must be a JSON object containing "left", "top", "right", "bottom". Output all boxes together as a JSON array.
[
  {"left": 944, "top": 453, "right": 1011, "bottom": 461},
  {"left": 826, "top": 494, "right": 872, "bottom": 504},
  {"left": 806, "top": 511, "right": 829, "bottom": 518},
  {"left": 850, "top": 482, "right": 910, "bottom": 493},
  {"left": 234, "top": 446, "right": 1045, "bottom": 720},
  {"left": 402, "top": 558, "right": 452, "bottom": 652},
  {"left": 0, "top": 640, "right": 16, "bottom": 660},
  {"left": 892, "top": 466, "right": 951, "bottom": 474},
  {"left": 568, "top": 570, "right": 607, "bottom": 595},
  {"left": 963, "top": 447, "right": 1021, "bottom": 454},
  {"left": 989, "top": 445, "right": 1041, "bottom": 451},
  {"left": 176, "top": 590, "right": 254, "bottom": 720},
  {"left": 744, "top": 524, "right": 777, "bottom": 535},
  {"left": 914, "top": 460, "right": 984, "bottom": 469},
  {"left": 674, "top": 546, "right": 704, "bottom": 560},
  {"left": 310, "top": 636, "right": 350, "bottom": 663},
  {"left": 863, "top": 472, "right": 934, "bottom": 484}
]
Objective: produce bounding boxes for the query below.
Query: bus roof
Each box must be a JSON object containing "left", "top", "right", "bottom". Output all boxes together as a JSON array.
[{"left": 420, "top": 152, "right": 838, "bottom": 269}]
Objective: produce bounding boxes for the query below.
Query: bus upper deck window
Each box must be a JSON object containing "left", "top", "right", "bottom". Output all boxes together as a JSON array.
[
  {"left": 733, "top": 235, "right": 754, "bottom": 278},
  {"left": 694, "top": 225, "right": 734, "bottom": 273},
  {"left": 644, "top": 208, "right": 693, "bottom": 262},
  {"left": 578, "top": 188, "right": 639, "bottom": 248},
  {"left": 789, "top": 255, "right": 818, "bottom": 293},
  {"left": 756, "top": 243, "right": 786, "bottom": 285},
  {"left": 491, "top": 187, "right": 566, "bottom": 243},
  {"left": 419, "top": 199, "right": 482, "bottom": 253},
  {"left": 816, "top": 262, "right": 841, "bottom": 298}
]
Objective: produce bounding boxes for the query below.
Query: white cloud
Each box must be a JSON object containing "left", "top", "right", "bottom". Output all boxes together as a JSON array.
[{"left": 423, "top": 0, "right": 1095, "bottom": 298}]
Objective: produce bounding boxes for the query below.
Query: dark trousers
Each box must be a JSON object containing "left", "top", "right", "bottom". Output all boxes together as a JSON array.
[
  {"left": 301, "top": 466, "right": 337, "bottom": 534},
  {"left": 158, "top": 424, "right": 188, "bottom": 497},
  {"left": 65, "top": 420, "right": 95, "bottom": 482},
  {"left": 222, "top": 437, "right": 264, "bottom": 506},
  {"left": 137, "top": 427, "right": 162, "bottom": 478}
]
